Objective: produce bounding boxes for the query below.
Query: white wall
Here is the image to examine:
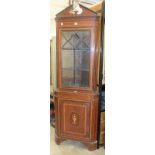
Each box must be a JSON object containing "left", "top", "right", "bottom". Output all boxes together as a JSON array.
[{"left": 50, "top": 0, "right": 69, "bottom": 38}]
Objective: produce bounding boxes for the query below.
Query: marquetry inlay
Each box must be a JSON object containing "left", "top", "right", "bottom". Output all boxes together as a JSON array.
[{"left": 70, "top": 112, "right": 79, "bottom": 126}]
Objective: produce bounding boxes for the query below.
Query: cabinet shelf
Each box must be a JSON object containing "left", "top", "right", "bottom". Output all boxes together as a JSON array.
[
  {"left": 62, "top": 68, "right": 90, "bottom": 72},
  {"left": 61, "top": 48, "right": 90, "bottom": 51}
]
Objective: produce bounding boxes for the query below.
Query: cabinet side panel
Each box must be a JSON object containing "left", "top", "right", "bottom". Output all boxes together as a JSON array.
[
  {"left": 90, "top": 99, "right": 99, "bottom": 141},
  {"left": 54, "top": 96, "right": 59, "bottom": 136}
]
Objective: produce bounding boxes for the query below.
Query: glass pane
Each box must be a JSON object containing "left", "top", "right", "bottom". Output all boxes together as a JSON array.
[
  {"left": 75, "top": 70, "right": 89, "bottom": 87},
  {"left": 62, "top": 69, "right": 74, "bottom": 87},
  {"left": 75, "top": 50, "right": 90, "bottom": 70},
  {"left": 62, "top": 50, "right": 74, "bottom": 69},
  {"left": 61, "top": 30, "right": 91, "bottom": 88},
  {"left": 62, "top": 49, "right": 74, "bottom": 87}
]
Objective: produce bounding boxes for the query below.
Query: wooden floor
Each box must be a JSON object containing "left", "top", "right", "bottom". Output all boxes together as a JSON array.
[{"left": 50, "top": 126, "right": 105, "bottom": 155}]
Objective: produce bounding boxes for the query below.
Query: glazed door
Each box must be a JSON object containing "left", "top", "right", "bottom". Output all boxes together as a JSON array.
[{"left": 60, "top": 30, "right": 92, "bottom": 88}]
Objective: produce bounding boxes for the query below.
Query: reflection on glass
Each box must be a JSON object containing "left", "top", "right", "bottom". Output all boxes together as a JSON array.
[{"left": 61, "top": 30, "right": 91, "bottom": 88}]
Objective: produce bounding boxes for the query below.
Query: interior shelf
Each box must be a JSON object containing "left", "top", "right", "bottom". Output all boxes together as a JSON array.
[
  {"left": 61, "top": 48, "right": 90, "bottom": 51},
  {"left": 62, "top": 68, "right": 90, "bottom": 72}
]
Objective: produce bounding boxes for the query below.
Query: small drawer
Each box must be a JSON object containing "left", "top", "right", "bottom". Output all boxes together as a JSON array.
[{"left": 58, "top": 21, "right": 95, "bottom": 27}]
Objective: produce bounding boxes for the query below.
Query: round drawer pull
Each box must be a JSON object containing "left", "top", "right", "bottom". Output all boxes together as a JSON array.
[
  {"left": 61, "top": 22, "right": 63, "bottom": 26},
  {"left": 74, "top": 22, "right": 78, "bottom": 25}
]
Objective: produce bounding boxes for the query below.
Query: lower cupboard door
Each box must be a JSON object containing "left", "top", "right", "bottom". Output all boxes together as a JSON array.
[{"left": 59, "top": 100, "right": 91, "bottom": 140}]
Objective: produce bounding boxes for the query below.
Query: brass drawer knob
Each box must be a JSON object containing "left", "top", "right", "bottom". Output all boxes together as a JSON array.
[{"left": 74, "top": 22, "right": 78, "bottom": 25}]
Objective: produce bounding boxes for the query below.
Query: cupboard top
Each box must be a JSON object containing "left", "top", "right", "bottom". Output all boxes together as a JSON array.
[{"left": 55, "top": 4, "right": 99, "bottom": 20}]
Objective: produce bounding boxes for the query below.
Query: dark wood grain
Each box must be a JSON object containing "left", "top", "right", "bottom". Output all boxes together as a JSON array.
[{"left": 54, "top": 4, "right": 100, "bottom": 151}]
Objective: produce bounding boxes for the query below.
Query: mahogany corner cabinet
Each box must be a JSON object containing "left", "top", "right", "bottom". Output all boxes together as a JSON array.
[{"left": 54, "top": 4, "right": 100, "bottom": 151}]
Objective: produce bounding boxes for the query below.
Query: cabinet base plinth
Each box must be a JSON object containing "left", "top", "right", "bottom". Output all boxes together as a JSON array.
[
  {"left": 55, "top": 136, "right": 61, "bottom": 145},
  {"left": 84, "top": 142, "right": 97, "bottom": 151},
  {"left": 55, "top": 136, "right": 66, "bottom": 145},
  {"left": 55, "top": 136, "right": 97, "bottom": 151}
]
